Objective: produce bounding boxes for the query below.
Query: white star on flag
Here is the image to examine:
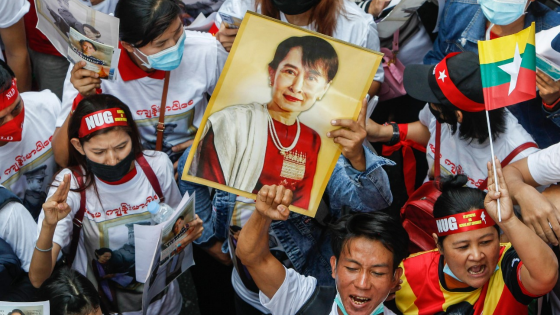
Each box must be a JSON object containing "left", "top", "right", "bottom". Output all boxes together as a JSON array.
[
  {"left": 438, "top": 70, "right": 447, "bottom": 82},
  {"left": 498, "top": 43, "right": 522, "bottom": 95}
]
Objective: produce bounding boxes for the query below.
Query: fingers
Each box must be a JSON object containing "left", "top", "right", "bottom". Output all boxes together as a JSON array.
[
  {"left": 357, "top": 97, "right": 368, "bottom": 128},
  {"left": 540, "top": 216, "right": 559, "bottom": 245},
  {"left": 51, "top": 173, "right": 71, "bottom": 202},
  {"left": 257, "top": 185, "right": 292, "bottom": 220},
  {"left": 216, "top": 23, "right": 238, "bottom": 52},
  {"left": 171, "top": 139, "right": 194, "bottom": 152}
]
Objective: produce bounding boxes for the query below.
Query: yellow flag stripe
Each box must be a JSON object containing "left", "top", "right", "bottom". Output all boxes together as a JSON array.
[{"left": 478, "top": 22, "right": 535, "bottom": 64}]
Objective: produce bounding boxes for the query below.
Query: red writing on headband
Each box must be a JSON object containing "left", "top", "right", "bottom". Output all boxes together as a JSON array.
[
  {"left": 434, "top": 53, "right": 485, "bottom": 112},
  {"left": 79, "top": 108, "right": 128, "bottom": 138},
  {"left": 435, "top": 209, "right": 496, "bottom": 237},
  {"left": 0, "top": 79, "right": 19, "bottom": 111}
]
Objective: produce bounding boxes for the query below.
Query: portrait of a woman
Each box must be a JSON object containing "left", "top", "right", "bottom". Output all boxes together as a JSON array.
[{"left": 189, "top": 35, "right": 338, "bottom": 209}]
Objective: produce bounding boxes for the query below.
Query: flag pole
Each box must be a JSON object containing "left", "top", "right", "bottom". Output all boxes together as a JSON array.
[{"left": 485, "top": 109, "right": 501, "bottom": 222}]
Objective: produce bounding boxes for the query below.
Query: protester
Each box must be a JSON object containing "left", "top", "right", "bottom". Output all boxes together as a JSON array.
[
  {"left": 178, "top": 98, "right": 395, "bottom": 314},
  {"left": 0, "top": 59, "right": 60, "bottom": 220},
  {"left": 29, "top": 94, "right": 203, "bottom": 315},
  {"left": 54, "top": 0, "right": 227, "bottom": 167},
  {"left": 424, "top": 0, "right": 560, "bottom": 148},
  {"left": 214, "top": 0, "right": 384, "bottom": 98},
  {"left": 394, "top": 162, "right": 558, "bottom": 314},
  {"left": 366, "top": 52, "right": 538, "bottom": 189},
  {"left": 0, "top": 0, "right": 31, "bottom": 93},
  {"left": 40, "top": 267, "right": 105, "bottom": 315},
  {"left": 236, "top": 186, "right": 408, "bottom": 315}
]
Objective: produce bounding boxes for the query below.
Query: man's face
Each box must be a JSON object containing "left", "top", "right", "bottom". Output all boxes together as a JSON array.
[
  {"left": 26, "top": 177, "right": 45, "bottom": 191},
  {"left": 173, "top": 217, "right": 185, "bottom": 235},
  {"left": 269, "top": 47, "right": 330, "bottom": 115},
  {"left": 82, "top": 42, "right": 95, "bottom": 56},
  {"left": 330, "top": 237, "right": 401, "bottom": 315}
]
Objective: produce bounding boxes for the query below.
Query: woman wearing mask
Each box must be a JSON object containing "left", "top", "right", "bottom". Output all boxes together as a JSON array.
[
  {"left": 214, "top": 0, "right": 384, "bottom": 98},
  {"left": 29, "top": 94, "right": 203, "bottom": 315},
  {"left": 53, "top": 0, "right": 228, "bottom": 167},
  {"left": 394, "top": 163, "right": 558, "bottom": 314}
]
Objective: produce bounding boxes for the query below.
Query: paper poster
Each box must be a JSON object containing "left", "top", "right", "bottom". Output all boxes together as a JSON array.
[
  {"left": 0, "top": 301, "right": 49, "bottom": 315},
  {"left": 377, "top": 0, "right": 427, "bottom": 38},
  {"left": 182, "top": 12, "right": 382, "bottom": 217},
  {"left": 68, "top": 28, "right": 116, "bottom": 80}
]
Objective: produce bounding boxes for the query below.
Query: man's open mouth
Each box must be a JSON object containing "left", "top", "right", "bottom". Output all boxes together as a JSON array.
[
  {"left": 468, "top": 264, "right": 486, "bottom": 275},
  {"left": 350, "top": 295, "right": 371, "bottom": 305}
]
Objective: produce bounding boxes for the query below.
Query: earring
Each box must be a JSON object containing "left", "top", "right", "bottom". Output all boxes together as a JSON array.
[{"left": 268, "top": 77, "right": 272, "bottom": 87}]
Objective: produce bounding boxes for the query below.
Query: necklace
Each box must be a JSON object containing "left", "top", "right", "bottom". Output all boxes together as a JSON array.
[{"left": 265, "top": 104, "right": 301, "bottom": 155}]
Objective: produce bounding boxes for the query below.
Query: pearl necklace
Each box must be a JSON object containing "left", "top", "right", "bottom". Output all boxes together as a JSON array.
[{"left": 265, "top": 104, "right": 301, "bottom": 155}]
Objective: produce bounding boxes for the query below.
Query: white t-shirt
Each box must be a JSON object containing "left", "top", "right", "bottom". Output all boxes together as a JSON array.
[
  {"left": 0, "top": 90, "right": 60, "bottom": 214},
  {"left": 418, "top": 104, "right": 539, "bottom": 189},
  {"left": 260, "top": 267, "right": 394, "bottom": 315},
  {"left": 36, "top": 151, "right": 184, "bottom": 315},
  {"left": 60, "top": 30, "right": 228, "bottom": 160},
  {"left": 216, "top": 0, "right": 384, "bottom": 82},
  {"left": 0, "top": 0, "right": 30, "bottom": 61},
  {"left": 527, "top": 142, "right": 560, "bottom": 186},
  {"left": 0, "top": 192, "right": 37, "bottom": 273}
]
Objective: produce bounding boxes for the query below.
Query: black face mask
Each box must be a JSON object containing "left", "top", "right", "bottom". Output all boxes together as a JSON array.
[
  {"left": 86, "top": 150, "right": 136, "bottom": 182},
  {"left": 271, "top": 0, "right": 321, "bottom": 15},
  {"left": 428, "top": 104, "right": 447, "bottom": 124}
]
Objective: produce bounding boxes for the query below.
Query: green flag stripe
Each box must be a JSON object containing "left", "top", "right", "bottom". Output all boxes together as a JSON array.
[{"left": 480, "top": 44, "right": 535, "bottom": 88}]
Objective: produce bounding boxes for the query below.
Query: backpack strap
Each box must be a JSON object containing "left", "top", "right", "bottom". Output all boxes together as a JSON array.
[
  {"left": 295, "top": 285, "right": 337, "bottom": 315},
  {"left": 478, "top": 142, "right": 538, "bottom": 191},
  {"left": 0, "top": 187, "right": 22, "bottom": 209},
  {"left": 136, "top": 154, "right": 164, "bottom": 202},
  {"left": 434, "top": 121, "right": 441, "bottom": 184},
  {"left": 67, "top": 169, "right": 86, "bottom": 267}
]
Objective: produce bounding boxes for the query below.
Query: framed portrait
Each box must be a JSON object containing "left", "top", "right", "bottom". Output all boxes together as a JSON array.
[{"left": 182, "top": 12, "right": 383, "bottom": 217}]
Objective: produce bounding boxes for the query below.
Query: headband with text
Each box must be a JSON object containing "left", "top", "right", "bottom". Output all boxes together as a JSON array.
[
  {"left": 435, "top": 209, "right": 496, "bottom": 237},
  {"left": 79, "top": 108, "right": 128, "bottom": 138},
  {"left": 434, "top": 52, "right": 485, "bottom": 112},
  {"left": 0, "top": 79, "right": 19, "bottom": 111}
]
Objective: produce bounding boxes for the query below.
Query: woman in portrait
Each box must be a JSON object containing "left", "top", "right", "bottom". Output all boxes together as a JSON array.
[
  {"left": 91, "top": 248, "right": 118, "bottom": 313},
  {"left": 190, "top": 35, "right": 338, "bottom": 209}
]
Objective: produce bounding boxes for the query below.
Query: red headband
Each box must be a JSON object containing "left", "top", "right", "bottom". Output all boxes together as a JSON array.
[
  {"left": 79, "top": 108, "right": 128, "bottom": 138},
  {"left": 434, "top": 53, "right": 485, "bottom": 112},
  {"left": 435, "top": 209, "right": 496, "bottom": 237},
  {"left": 0, "top": 79, "right": 19, "bottom": 111}
]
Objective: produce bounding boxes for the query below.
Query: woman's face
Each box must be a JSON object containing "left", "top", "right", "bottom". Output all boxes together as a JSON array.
[
  {"left": 73, "top": 129, "right": 133, "bottom": 166},
  {"left": 135, "top": 17, "right": 183, "bottom": 56},
  {"left": 440, "top": 226, "right": 500, "bottom": 288},
  {"left": 82, "top": 42, "right": 95, "bottom": 56},
  {"left": 173, "top": 218, "right": 185, "bottom": 235},
  {"left": 84, "top": 26, "right": 99, "bottom": 40},
  {"left": 98, "top": 252, "right": 111, "bottom": 264},
  {"left": 269, "top": 47, "right": 331, "bottom": 115}
]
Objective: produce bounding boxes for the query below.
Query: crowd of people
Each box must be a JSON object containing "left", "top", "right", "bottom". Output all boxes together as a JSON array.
[{"left": 1, "top": 0, "right": 560, "bottom": 314}]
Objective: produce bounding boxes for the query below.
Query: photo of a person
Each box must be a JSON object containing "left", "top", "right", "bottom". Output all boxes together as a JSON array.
[
  {"left": 80, "top": 39, "right": 96, "bottom": 56},
  {"left": 82, "top": 23, "right": 101, "bottom": 41},
  {"left": 91, "top": 248, "right": 119, "bottom": 313},
  {"left": 189, "top": 36, "right": 338, "bottom": 209},
  {"left": 8, "top": 310, "right": 25, "bottom": 315},
  {"left": 22, "top": 165, "right": 48, "bottom": 221}
]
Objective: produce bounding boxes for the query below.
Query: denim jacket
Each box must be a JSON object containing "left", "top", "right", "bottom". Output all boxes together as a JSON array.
[
  {"left": 423, "top": 0, "right": 560, "bottom": 148},
  {"left": 177, "top": 145, "right": 394, "bottom": 285}
]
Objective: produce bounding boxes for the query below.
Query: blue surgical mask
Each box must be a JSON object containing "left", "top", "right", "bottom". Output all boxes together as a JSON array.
[
  {"left": 443, "top": 263, "right": 500, "bottom": 283},
  {"left": 478, "top": 0, "right": 528, "bottom": 26},
  {"left": 133, "top": 31, "right": 185, "bottom": 71}
]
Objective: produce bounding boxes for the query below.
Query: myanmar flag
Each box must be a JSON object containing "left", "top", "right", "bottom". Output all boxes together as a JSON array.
[{"left": 478, "top": 22, "right": 536, "bottom": 110}]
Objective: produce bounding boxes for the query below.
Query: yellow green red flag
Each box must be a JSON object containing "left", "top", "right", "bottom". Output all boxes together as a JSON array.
[{"left": 478, "top": 22, "right": 536, "bottom": 110}]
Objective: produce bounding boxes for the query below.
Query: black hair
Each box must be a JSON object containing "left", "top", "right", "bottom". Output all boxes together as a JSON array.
[
  {"left": 82, "top": 24, "right": 101, "bottom": 38},
  {"left": 79, "top": 40, "right": 97, "bottom": 51},
  {"left": 115, "top": 0, "right": 181, "bottom": 48},
  {"left": 65, "top": 94, "right": 144, "bottom": 195},
  {"left": 0, "top": 59, "right": 16, "bottom": 92},
  {"left": 330, "top": 212, "right": 409, "bottom": 271},
  {"left": 95, "top": 247, "right": 113, "bottom": 257},
  {"left": 431, "top": 103, "right": 507, "bottom": 144},
  {"left": 433, "top": 175, "right": 499, "bottom": 245},
  {"left": 8, "top": 310, "right": 25, "bottom": 315},
  {"left": 269, "top": 36, "right": 339, "bottom": 82},
  {"left": 39, "top": 267, "right": 102, "bottom": 315}
]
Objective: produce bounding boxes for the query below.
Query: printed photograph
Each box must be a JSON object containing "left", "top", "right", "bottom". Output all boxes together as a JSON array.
[
  {"left": 0, "top": 301, "right": 50, "bottom": 315},
  {"left": 182, "top": 12, "right": 382, "bottom": 217},
  {"left": 68, "top": 28, "right": 114, "bottom": 79}
]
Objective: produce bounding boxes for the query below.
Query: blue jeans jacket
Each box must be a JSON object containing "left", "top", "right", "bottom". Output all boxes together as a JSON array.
[
  {"left": 423, "top": 0, "right": 560, "bottom": 148},
  {"left": 177, "top": 145, "right": 394, "bottom": 285}
]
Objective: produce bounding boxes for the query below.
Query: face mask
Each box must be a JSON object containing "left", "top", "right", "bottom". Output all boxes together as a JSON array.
[
  {"left": 443, "top": 263, "right": 500, "bottom": 283},
  {"left": 0, "top": 106, "right": 24, "bottom": 142},
  {"left": 271, "top": 0, "right": 321, "bottom": 15},
  {"left": 86, "top": 149, "right": 136, "bottom": 182},
  {"left": 133, "top": 31, "right": 185, "bottom": 71},
  {"left": 478, "top": 0, "right": 528, "bottom": 26}
]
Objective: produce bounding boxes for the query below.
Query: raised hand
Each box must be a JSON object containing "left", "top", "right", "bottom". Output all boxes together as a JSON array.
[
  {"left": 327, "top": 97, "right": 368, "bottom": 171},
  {"left": 484, "top": 157, "right": 514, "bottom": 224},
  {"left": 42, "top": 173, "right": 73, "bottom": 227},
  {"left": 70, "top": 61, "right": 101, "bottom": 97},
  {"left": 537, "top": 70, "right": 560, "bottom": 106},
  {"left": 215, "top": 23, "right": 238, "bottom": 52},
  {"left": 255, "top": 185, "right": 292, "bottom": 221}
]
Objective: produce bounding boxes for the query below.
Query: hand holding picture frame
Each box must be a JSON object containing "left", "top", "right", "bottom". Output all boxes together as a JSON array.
[{"left": 182, "top": 12, "right": 383, "bottom": 217}]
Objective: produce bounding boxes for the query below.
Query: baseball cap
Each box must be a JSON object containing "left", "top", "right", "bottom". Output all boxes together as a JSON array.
[{"left": 404, "top": 52, "right": 485, "bottom": 112}]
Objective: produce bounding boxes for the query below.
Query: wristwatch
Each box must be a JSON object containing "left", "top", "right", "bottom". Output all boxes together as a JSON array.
[{"left": 385, "top": 122, "right": 400, "bottom": 146}]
